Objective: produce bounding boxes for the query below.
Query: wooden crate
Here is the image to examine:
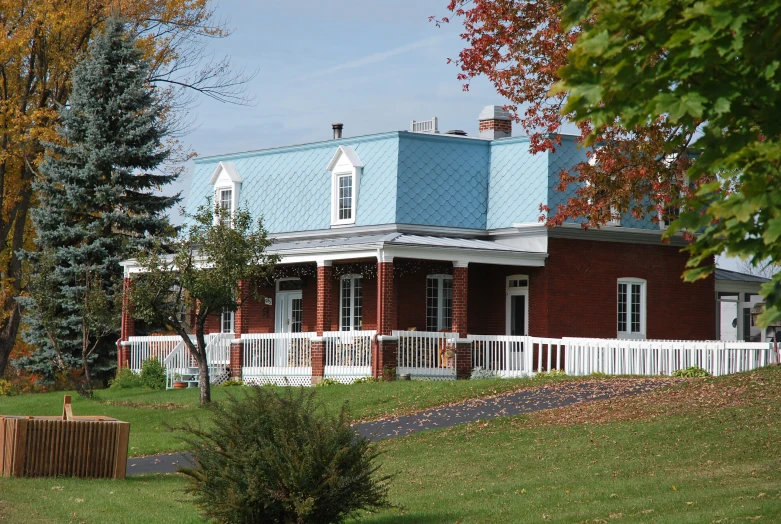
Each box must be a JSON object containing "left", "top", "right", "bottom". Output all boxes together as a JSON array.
[{"left": 0, "top": 396, "right": 130, "bottom": 479}]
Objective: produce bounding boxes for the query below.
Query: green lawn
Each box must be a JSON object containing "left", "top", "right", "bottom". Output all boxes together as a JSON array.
[
  {"left": 0, "top": 375, "right": 584, "bottom": 457},
  {"left": 1, "top": 367, "right": 779, "bottom": 523}
]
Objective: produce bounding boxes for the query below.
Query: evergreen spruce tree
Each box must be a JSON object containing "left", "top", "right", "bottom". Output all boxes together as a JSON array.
[{"left": 16, "top": 16, "right": 179, "bottom": 389}]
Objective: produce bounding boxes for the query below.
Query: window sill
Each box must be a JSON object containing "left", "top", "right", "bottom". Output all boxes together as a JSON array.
[
  {"left": 330, "top": 222, "right": 356, "bottom": 228},
  {"left": 617, "top": 332, "right": 646, "bottom": 340}
]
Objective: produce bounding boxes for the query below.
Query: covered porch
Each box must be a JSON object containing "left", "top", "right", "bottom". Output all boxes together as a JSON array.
[{"left": 119, "top": 233, "right": 549, "bottom": 385}]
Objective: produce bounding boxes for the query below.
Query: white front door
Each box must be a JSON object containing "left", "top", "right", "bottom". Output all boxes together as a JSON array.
[{"left": 275, "top": 291, "right": 303, "bottom": 334}]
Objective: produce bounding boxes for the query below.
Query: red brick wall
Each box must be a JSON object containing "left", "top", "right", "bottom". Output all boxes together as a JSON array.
[
  {"left": 479, "top": 119, "right": 512, "bottom": 133},
  {"left": 395, "top": 260, "right": 453, "bottom": 331},
  {"left": 215, "top": 239, "right": 714, "bottom": 341},
  {"left": 467, "top": 264, "right": 546, "bottom": 336},
  {"left": 542, "top": 237, "right": 715, "bottom": 340}
]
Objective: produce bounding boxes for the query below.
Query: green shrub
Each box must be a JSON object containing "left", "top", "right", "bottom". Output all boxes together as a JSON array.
[
  {"left": 470, "top": 366, "right": 498, "bottom": 380},
  {"left": 673, "top": 366, "right": 711, "bottom": 378},
  {"left": 534, "top": 369, "right": 567, "bottom": 379},
  {"left": 0, "top": 379, "right": 12, "bottom": 396},
  {"left": 588, "top": 371, "right": 611, "bottom": 379},
  {"left": 219, "top": 378, "right": 245, "bottom": 387},
  {"left": 178, "top": 387, "right": 392, "bottom": 524},
  {"left": 315, "top": 378, "right": 342, "bottom": 387},
  {"left": 351, "top": 376, "right": 379, "bottom": 385},
  {"left": 109, "top": 367, "right": 144, "bottom": 389},
  {"left": 140, "top": 357, "right": 167, "bottom": 390}
]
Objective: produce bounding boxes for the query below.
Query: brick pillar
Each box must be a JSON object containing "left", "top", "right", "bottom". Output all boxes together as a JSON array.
[
  {"left": 315, "top": 262, "right": 333, "bottom": 335},
  {"left": 455, "top": 340, "right": 472, "bottom": 380},
  {"left": 230, "top": 340, "right": 243, "bottom": 380},
  {"left": 312, "top": 261, "right": 332, "bottom": 385},
  {"left": 371, "top": 336, "right": 399, "bottom": 380},
  {"left": 452, "top": 263, "right": 469, "bottom": 337},
  {"left": 233, "top": 280, "right": 250, "bottom": 335},
  {"left": 377, "top": 259, "right": 396, "bottom": 335},
  {"left": 118, "top": 277, "right": 135, "bottom": 370},
  {"left": 311, "top": 340, "right": 325, "bottom": 385}
]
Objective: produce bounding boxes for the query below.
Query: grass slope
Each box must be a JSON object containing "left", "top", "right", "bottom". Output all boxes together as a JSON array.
[
  {"left": 0, "top": 375, "right": 582, "bottom": 457},
  {"left": 364, "top": 366, "right": 781, "bottom": 523},
  {"left": 0, "top": 368, "right": 778, "bottom": 523}
]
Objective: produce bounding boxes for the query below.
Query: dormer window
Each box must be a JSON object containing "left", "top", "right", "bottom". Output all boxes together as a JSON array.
[
  {"left": 208, "top": 161, "right": 241, "bottom": 226},
  {"left": 327, "top": 146, "right": 363, "bottom": 227}
]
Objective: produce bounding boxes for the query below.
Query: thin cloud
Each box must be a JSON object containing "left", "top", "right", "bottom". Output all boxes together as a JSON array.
[{"left": 296, "top": 36, "right": 442, "bottom": 81}]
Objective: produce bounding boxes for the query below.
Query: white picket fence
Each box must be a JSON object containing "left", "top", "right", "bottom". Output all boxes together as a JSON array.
[
  {"left": 126, "top": 332, "right": 779, "bottom": 388},
  {"left": 323, "top": 330, "right": 375, "bottom": 383},
  {"left": 393, "top": 330, "right": 459, "bottom": 380},
  {"left": 467, "top": 335, "right": 778, "bottom": 377},
  {"left": 241, "top": 332, "right": 315, "bottom": 387},
  {"left": 564, "top": 338, "right": 778, "bottom": 377}
]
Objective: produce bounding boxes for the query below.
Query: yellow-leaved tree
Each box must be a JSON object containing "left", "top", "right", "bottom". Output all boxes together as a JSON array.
[{"left": 0, "top": 0, "right": 252, "bottom": 375}]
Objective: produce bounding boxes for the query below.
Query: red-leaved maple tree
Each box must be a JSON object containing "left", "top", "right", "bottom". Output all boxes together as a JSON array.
[{"left": 435, "top": 0, "right": 702, "bottom": 229}]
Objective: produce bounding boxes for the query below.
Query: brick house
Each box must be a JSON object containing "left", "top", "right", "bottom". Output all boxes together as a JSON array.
[{"left": 118, "top": 105, "right": 746, "bottom": 384}]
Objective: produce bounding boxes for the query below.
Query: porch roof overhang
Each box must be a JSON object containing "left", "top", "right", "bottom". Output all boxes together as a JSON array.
[
  {"left": 119, "top": 233, "right": 547, "bottom": 276},
  {"left": 268, "top": 233, "right": 547, "bottom": 267}
]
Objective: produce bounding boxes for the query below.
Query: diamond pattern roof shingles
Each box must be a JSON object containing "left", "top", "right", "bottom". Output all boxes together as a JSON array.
[
  {"left": 396, "top": 134, "right": 489, "bottom": 229},
  {"left": 487, "top": 138, "right": 548, "bottom": 229},
  {"left": 187, "top": 135, "right": 399, "bottom": 234}
]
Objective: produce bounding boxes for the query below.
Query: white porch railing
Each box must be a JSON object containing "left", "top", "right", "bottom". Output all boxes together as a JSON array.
[
  {"left": 323, "top": 330, "right": 375, "bottom": 383},
  {"left": 241, "top": 332, "right": 315, "bottom": 387},
  {"left": 128, "top": 335, "right": 183, "bottom": 371},
  {"left": 393, "top": 330, "right": 459, "bottom": 380},
  {"left": 564, "top": 338, "right": 778, "bottom": 377},
  {"left": 469, "top": 335, "right": 567, "bottom": 377},
  {"left": 161, "top": 333, "right": 233, "bottom": 389}
]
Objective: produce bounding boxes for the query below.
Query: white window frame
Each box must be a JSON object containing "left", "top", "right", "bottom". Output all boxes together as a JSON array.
[
  {"left": 208, "top": 161, "right": 241, "bottom": 227},
  {"left": 332, "top": 171, "right": 355, "bottom": 225},
  {"left": 658, "top": 203, "right": 682, "bottom": 230},
  {"left": 339, "top": 274, "right": 363, "bottom": 331},
  {"left": 327, "top": 146, "right": 363, "bottom": 227},
  {"left": 505, "top": 274, "right": 529, "bottom": 336},
  {"left": 617, "top": 277, "right": 647, "bottom": 339},
  {"left": 221, "top": 308, "right": 235, "bottom": 334},
  {"left": 426, "top": 274, "right": 453, "bottom": 332}
]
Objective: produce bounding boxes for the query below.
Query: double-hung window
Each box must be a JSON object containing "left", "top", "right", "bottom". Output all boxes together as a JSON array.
[
  {"left": 221, "top": 308, "right": 235, "bottom": 334},
  {"left": 617, "top": 278, "right": 646, "bottom": 339},
  {"left": 426, "top": 275, "right": 453, "bottom": 332},
  {"left": 218, "top": 188, "right": 233, "bottom": 225},
  {"left": 336, "top": 174, "right": 353, "bottom": 222},
  {"left": 340, "top": 274, "right": 363, "bottom": 331}
]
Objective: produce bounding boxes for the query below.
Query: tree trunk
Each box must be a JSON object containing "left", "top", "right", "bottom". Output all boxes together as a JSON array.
[
  {"left": 81, "top": 352, "right": 94, "bottom": 397},
  {"left": 197, "top": 355, "right": 211, "bottom": 404},
  {"left": 0, "top": 305, "right": 23, "bottom": 377},
  {"left": 195, "top": 328, "right": 211, "bottom": 404}
]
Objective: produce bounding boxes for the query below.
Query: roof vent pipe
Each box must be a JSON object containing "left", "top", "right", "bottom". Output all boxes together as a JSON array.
[{"left": 332, "top": 123, "right": 343, "bottom": 140}]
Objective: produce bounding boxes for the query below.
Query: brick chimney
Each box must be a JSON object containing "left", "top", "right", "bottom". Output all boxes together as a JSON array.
[{"left": 478, "top": 105, "right": 512, "bottom": 139}]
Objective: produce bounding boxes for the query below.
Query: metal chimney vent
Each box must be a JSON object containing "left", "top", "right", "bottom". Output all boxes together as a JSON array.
[{"left": 332, "top": 123, "right": 343, "bottom": 139}]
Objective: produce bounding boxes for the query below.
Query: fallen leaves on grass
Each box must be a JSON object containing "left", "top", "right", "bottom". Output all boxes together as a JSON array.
[{"left": 510, "top": 368, "right": 781, "bottom": 431}]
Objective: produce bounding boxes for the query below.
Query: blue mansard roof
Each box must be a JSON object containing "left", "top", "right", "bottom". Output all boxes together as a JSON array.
[{"left": 186, "top": 130, "right": 659, "bottom": 235}]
